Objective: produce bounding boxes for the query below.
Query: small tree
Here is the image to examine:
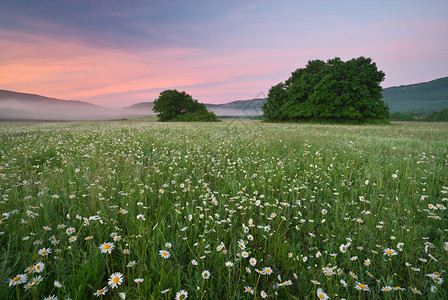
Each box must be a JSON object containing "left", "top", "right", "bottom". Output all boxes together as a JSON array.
[{"left": 153, "top": 89, "right": 219, "bottom": 122}]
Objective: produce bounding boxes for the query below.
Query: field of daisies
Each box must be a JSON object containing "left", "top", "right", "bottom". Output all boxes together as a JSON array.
[{"left": 0, "top": 120, "right": 447, "bottom": 299}]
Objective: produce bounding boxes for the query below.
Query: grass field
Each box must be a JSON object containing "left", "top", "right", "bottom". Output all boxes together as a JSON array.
[{"left": 0, "top": 120, "right": 447, "bottom": 299}]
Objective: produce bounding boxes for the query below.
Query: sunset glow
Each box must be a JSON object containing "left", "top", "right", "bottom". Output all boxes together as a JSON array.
[{"left": 1, "top": 0, "right": 447, "bottom": 107}]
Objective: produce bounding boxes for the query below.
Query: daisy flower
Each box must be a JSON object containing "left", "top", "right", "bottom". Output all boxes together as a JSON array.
[
  {"left": 249, "top": 257, "right": 257, "bottom": 266},
  {"left": 159, "top": 249, "right": 171, "bottom": 259},
  {"left": 66, "top": 227, "right": 75, "bottom": 235},
  {"left": 316, "top": 288, "right": 329, "bottom": 299},
  {"left": 38, "top": 248, "right": 52, "bottom": 256},
  {"left": 69, "top": 236, "right": 77, "bottom": 243},
  {"left": 263, "top": 267, "right": 273, "bottom": 275},
  {"left": 383, "top": 248, "right": 397, "bottom": 256},
  {"left": 175, "top": 289, "right": 188, "bottom": 300},
  {"left": 202, "top": 270, "right": 210, "bottom": 279},
  {"left": 311, "top": 280, "right": 321, "bottom": 285},
  {"left": 127, "top": 261, "right": 137, "bottom": 267},
  {"left": 134, "top": 278, "right": 144, "bottom": 283},
  {"left": 43, "top": 295, "right": 57, "bottom": 300},
  {"left": 411, "top": 287, "right": 422, "bottom": 295},
  {"left": 99, "top": 242, "right": 114, "bottom": 254},
  {"left": 381, "top": 286, "right": 393, "bottom": 292},
  {"left": 260, "top": 290, "right": 268, "bottom": 298},
  {"left": 165, "top": 242, "right": 172, "bottom": 249},
  {"left": 191, "top": 259, "right": 198, "bottom": 266},
  {"left": 363, "top": 258, "right": 371, "bottom": 267},
  {"left": 29, "top": 275, "right": 43, "bottom": 286},
  {"left": 355, "top": 282, "right": 370, "bottom": 292},
  {"left": 108, "top": 272, "right": 123, "bottom": 289},
  {"left": 54, "top": 281, "right": 62, "bottom": 288},
  {"left": 9, "top": 274, "right": 27, "bottom": 286},
  {"left": 244, "top": 286, "right": 255, "bottom": 295},
  {"left": 225, "top": 261, "right": 234, "bottom": 268},
  {"left": 94, "top": 287, "right": 108, "bottom": 297}
]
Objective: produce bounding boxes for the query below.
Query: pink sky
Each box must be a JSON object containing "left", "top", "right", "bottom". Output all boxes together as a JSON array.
[{"left": 1, "top": 1, "right": 447, "bottom": 107}]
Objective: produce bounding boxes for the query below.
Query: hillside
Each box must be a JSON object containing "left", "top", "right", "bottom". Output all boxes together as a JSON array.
[
  {"left": 0, "top": 90, "right": 126, "bottom": 120},
  {"left": 1, "top": 76, "right": 447, "bottom": 120},
  {"left": 382, "top": 77, "right": 448, "bottom": 113}
]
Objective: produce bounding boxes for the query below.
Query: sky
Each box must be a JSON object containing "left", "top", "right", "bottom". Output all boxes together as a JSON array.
[{"left": 1, "top": 0, "right": 447, "bottom": 107}]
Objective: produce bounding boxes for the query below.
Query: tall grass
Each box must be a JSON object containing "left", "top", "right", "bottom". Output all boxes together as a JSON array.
[{"left": 0, "top": 121, "right": 447, "bottom": 299}]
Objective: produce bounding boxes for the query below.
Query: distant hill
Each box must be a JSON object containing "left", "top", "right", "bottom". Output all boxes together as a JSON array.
[
  {"left": 382, "top": 77, "right": 448, "bottom": 113},
  {"left": 0, "top": 90, "right": 136, "bottom": 120},
  {"left": 2, "top": 77, "right": 447, "bottom": 120}
]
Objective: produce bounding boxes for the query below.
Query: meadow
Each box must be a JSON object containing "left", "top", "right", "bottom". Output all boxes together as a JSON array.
[{"left": 0, "top": 120, "right": 447, "bottom": 299}]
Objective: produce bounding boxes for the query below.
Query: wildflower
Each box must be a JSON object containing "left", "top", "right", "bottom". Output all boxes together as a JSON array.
[
  {"left": 322, "top": 267, "right": 336, "bottom": 276},
  {"left": 94, "top": 287, "right": 108, "bottom": 297},
  {"left": 9, "top": 274, "right": 27, "bottom": 286},
  {"left": 355, "top": 282, "right": 370, "bottom": 292},
  {"left": 339, "top": 243, "right": 348, "bottom": 253},
  {"left": 249, "top": 257, "right": 257, "bottom": 266},
  {"left": 381, "top": 286, "right": 393, "bottom": 292},
  {"left": 66, "top": 227, "right": 75, "bottom": 235},
  {"left": 127, "top": 261, "right": 137, "bottom": 268},
  {"left": 202, "top": 270, "right": 210, "bottom": 279},
  {"left": 311, "top": 280, "right": 321, "bottom": 285},
  {"left": 27, "top": 262, "right": 45, "bottom": 273},
  {"left": 411, "top": 287, "right": 422, "bottom": 295},
  {"left": 316, "top": 288, "right": 329, "bottom": 299},
  {"left": 69, "top": 236, "right": 77, "bottom": 243},
  {"left": 99, "top": 242, "right": 114, "bottom": 254},
  {"left": 122, "top": 249, "right": 130, "bottom": 254},
  {"left": 383, "top": 248, "right": 397, "bottom": 256},
  {"left": 159, "top": 250, "right": 171, "bottom": 259},
  {"left": 175, "top": 289, "right": 188, "bottom": 300},
  {"left": 244, "top": 286, "right": 255, "bottom": 295},
  {"left": 118, "top": 292, "right": 126, "bottom": 299},
  {"left": 108, "top": 272, "right": 123, "bottom": 289},
  {"left": 54, "top": 280, "right": 62, "bottom": 288},
  {"left": 85, "top": 236, "right": 93, "bottom": 241},
  {"left": 340, "top": 279, "right": 347, "bottom": 287},
  {"left": 165, "top": 242, "right": 172, "bottom": 249},
  {"left": 225, "top": 261, "right": 234, "bottom": 268},
  {"left": 363, "top": 258, "right": 371, "bottom": 267},
  {"left": 241, "top": 251, "right": 249, "bottom": 258},
  {"left": 191, "top": 259, "right": 198, "bottom": 266},
  {"left": 260, "top": 290, "right": 268, "bottom": 298},
  {"left": 349, "top": 271, "right": 358, "bottom": 280},
  {"left": 263, "top": 267, "right": 273, "bottom": 275},
  {"left": 38, "top": 247, "right": 52, "bottom": 256},
  {"left": 43, "top": 295, "right": 57, "bottom": 300},
  {"left": 392, "top": 174, "right": 398, "bottom": 178},
  {"left": 134, "top": 278, "right": 144, "bottom": 283}
]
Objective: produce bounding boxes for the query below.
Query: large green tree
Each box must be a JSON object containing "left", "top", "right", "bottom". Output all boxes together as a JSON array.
[
  {"left": 153, "top": 89, "right": 219, "bottom": 122},
  {"left": 263, "top": 57, "right": 389, "bottom": 122}
]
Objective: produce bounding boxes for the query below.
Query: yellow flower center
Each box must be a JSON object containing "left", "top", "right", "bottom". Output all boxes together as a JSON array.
[
  {"left": 113, "top": 277, "right": 119, "bottom": 284},
  {"left": 42, "top": 251, "right": 47, "bottom": 254},
  {"left": 387, "top": 250, "right": 393, "bottom": 255},
  {"left": 359, "top": 284, "right": 366, "bottom": 289},
  {"left": 104, "top": 244, "right": 111, "bottom": 250},
  {"left": 162, "top": 252, "right": 167, "bottom": 256},
  {"left": 318, "top": 294, "right": 325, "bottom": 299},
  {"left": 98, "top": 289, "right": 104, "bottom": 293},
  {"left": 13, "top": 276, "right": 20, "bottom": 281}
]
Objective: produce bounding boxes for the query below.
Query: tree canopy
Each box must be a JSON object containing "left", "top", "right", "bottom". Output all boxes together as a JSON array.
[
  {"left": 262, "top": 57, "right": 389, "bottom": 122},
  {"left": 153, "top": 89, "right": 219, "bottom": 122}
]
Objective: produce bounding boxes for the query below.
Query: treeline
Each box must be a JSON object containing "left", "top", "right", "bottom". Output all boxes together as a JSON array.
[
  {"left": 390, "top": 108, "right": 448, "bottom": 122},
  {"left": 262, "top": 57, "right": 389, "bottom": 123}
]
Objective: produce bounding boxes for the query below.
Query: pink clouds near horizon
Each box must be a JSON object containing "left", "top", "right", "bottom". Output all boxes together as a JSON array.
[{"left": 1, "top": 1, "right": 447, "bottom": 108}]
